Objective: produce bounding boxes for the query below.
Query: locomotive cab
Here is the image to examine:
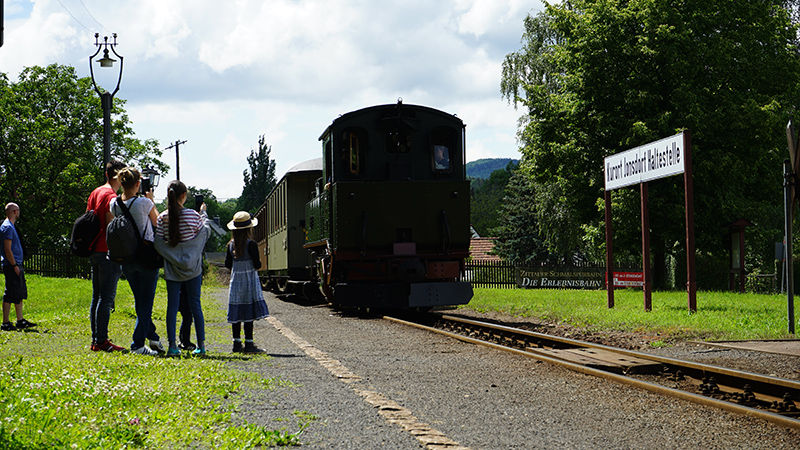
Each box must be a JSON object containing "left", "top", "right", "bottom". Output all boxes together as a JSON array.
[{"left": 305, "top": 100, "right": 473, "bottom": 309}]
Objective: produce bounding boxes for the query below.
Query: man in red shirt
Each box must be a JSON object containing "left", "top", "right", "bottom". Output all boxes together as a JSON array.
[{"left": 87, "top": 159, "right": 126, "bottom": 352}]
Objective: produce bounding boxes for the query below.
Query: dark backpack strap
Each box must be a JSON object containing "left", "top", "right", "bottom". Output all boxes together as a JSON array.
[
  {"left": 115, "top": 196, "right": 143, "bottom": 243},
  {"left": 88, "top": 210, "right": 101, "bottom": 252}
]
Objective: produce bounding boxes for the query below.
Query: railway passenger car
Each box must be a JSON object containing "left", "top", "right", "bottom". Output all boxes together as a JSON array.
[
  {"left": 254, "top": 158, "right": 322, "bottom": 295},
  {"left": 305, "top": 100, "right": 473, "bottom": 308}
]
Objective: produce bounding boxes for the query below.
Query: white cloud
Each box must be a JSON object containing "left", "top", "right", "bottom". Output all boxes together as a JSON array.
[{"left": 1, "top": 0, "right": 542, "bottom": 200}]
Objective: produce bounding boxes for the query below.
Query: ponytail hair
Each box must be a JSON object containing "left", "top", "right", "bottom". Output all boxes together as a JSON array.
[
  {"left": 117, "top": 167, "right": 140, "bottom": 191},
  {"left": 166, "top": 180, "right": 188, "bottom": 246}
]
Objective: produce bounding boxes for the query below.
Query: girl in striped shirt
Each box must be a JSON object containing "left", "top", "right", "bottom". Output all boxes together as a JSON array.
[{"left": 155, "top": 180, "right": 209, "bottom": 357}]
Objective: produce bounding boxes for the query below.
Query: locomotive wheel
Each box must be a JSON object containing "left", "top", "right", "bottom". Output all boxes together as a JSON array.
[{"left": 275, "top": 277, "right": 289, "bottom": 294}]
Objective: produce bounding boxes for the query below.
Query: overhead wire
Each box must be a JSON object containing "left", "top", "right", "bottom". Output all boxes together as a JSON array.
[
  {"left": 55, "top": 0, "right": 110, "bottom": 34},
  {"left": 77, "top": 0, "right": 110, "bottom": 33},
  {"left": 54, "top": 0, "right": 91, "bottom": 32}
]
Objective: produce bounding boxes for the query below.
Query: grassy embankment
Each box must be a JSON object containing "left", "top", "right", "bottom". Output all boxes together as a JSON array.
[
  {"left": 0, "top": 272, "right": 314, "bottom": 450},
  {"left": 465, "top": 287, "right": 800, "bottom": 343}
]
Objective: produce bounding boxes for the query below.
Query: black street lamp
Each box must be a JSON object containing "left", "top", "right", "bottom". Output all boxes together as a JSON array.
[
  {"left": 140, "top": 166, "right": 160, "bottom": 194},
  {"left": 89, "top": 33, "right": 123, "bottom": 170}
]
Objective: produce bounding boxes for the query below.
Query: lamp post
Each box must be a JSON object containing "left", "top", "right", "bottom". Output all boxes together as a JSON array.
[
  {"left": 89, "top": 33, "right": 123, "bottom": 170},
  {"left": 140, "top": 166, "right": 160, "bottom": 195}
]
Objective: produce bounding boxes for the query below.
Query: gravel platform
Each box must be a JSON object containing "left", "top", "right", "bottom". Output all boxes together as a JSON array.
[{"left": 206, "top": 287, "right": 800, "bottom": 449}]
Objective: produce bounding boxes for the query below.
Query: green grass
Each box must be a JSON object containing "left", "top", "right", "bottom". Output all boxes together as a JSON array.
[
  {"left": 462, "top": 288, "right": 800, "bottom": 342},
  {"left": 4, "top": 274, "right": 798, "bottom": 447},
  {"left": 0, "top": 272, "right": 314, "bottom": 449}
]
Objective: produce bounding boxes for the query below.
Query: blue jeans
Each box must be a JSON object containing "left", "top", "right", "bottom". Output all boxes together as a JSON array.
[
  {"left": 122, "top": 262, "right": 161, "bottom": 350},
  {"left": 90, "top": 252, "right": 121, "bottom": 343},
  {"left": 166, "top": 275, "right": 204, "bottom": 345}
]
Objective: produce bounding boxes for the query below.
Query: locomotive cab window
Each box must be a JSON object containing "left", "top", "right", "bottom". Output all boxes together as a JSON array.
[
  {"left": 430, "top": 127, "right": 456, "bottom": 173},
  {"left": 433, "top": 145, "right": 451, "bottom": 171},
  {"left": 342, "top": 127, "right": 367, "bottom": 176},
  {"left": 349, "top": 133, "right": 359, "bottom": 175}
]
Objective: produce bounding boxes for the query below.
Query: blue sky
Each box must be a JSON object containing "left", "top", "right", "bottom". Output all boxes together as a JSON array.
[{"left": 1, "top": 0, "right": 543, "bottom": 200}]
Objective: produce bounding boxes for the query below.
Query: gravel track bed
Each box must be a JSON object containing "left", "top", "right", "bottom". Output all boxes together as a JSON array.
[{"left": 206, "top": 287, "right": 800, "bottom": 449}]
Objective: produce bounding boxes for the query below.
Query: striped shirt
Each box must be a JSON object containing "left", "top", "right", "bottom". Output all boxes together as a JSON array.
[{"left": 156, "top": 208, "right": 206, "bottom": 244}]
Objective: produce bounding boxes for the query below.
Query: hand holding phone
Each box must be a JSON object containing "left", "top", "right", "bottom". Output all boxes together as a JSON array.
[{"left": 194, "top": 194, "right": 204, "bottom": 211}]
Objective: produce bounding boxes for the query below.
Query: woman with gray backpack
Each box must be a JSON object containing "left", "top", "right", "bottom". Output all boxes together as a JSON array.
[{"left": 107, "top": 167, "right": 165, "bottom": 356}]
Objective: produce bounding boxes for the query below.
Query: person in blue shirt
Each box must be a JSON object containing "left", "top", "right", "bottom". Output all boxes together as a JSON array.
[{"left": 1, "top": 203, "right": 36, "bottom": 331}]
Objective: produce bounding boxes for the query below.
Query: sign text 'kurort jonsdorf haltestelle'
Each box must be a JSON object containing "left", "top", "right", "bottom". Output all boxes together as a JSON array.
[{"left": 604, "top": 132, "right": 685, "bottom": 190}]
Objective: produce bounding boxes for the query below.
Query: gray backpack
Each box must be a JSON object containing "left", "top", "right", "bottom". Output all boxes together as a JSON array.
[{"left": 106, "top": 197, "right": 139, "bottom": 264}]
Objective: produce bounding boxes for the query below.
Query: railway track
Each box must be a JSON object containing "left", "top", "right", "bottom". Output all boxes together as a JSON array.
[{"left": 385, "top": 313, "right": 800, "bottom": 430}]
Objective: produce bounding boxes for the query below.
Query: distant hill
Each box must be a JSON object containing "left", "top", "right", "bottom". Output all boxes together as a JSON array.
[{"left": 466, "top": 158, "right": 518, "bottom": 179}]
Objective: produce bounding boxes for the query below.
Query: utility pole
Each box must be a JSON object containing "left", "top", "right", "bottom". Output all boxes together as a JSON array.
[{"left": 165, "top": 140, "right": 187, "bottom": 180}]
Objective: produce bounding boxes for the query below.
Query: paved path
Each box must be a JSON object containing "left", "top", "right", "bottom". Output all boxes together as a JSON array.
[{"left": 207, "top": 288, "right": 800, "bottom": 449}]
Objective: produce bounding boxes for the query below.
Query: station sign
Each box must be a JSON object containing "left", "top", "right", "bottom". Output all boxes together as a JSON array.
[{"left": 604, "top": 132, "right": 685, "bottom": 190}]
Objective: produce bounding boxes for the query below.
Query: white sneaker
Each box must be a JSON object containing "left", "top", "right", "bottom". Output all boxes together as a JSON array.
[
  {"left": 132, "top": 345, "right": 158, "bottom": 356},
  {"left": 149, "top": 340, "right": 166, "bottom": 354}
]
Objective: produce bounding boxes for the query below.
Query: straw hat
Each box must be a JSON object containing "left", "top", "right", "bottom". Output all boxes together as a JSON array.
[{"left": 227, "top": 211, "right": 258, "bottom": 230}]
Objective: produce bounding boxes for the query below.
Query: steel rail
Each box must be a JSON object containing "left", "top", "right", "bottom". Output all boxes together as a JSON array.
[
  {"left": 384, "top": 315, "right": 800, "bottom": 431},
  {"left": 439, "top": 314, "right": 800, "bottom": 399}
]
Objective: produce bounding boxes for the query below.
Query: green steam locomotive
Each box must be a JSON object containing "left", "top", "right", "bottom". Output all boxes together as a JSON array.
[{"left": 255, "top": 100, "right": 473, "bottom": 309}]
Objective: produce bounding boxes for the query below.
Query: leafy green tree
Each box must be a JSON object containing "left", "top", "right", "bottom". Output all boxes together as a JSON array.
[
  {"left": 215, "top": 198, "right": 239, "bottom": 232},
  {"left": 0, "top": 64, "right": 165, "bottom": 249},
  {"left": 237, "top": 135, "right": 277, "bottom": 214},
  {"left": 501, "top": 1, "right": 800, "bottom": 286},
  {"left": 470, "top": 161, "right": 517, "bottom": 237},
  {"left": 491, "top": 165, "right": 551, "bottom": 266}
]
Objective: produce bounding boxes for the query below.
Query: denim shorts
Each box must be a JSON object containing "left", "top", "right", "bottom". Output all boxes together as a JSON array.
[{"left": 3, "top": 264, "right": 27, "bottom": 304}]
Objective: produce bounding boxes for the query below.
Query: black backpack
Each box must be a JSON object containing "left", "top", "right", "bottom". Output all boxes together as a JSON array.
[
  {"left": 106, "top": 197, "right": 139, "bottom": 264},
  {"left": 70, "top": 210, "right": 101, "bottom": 257}
]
